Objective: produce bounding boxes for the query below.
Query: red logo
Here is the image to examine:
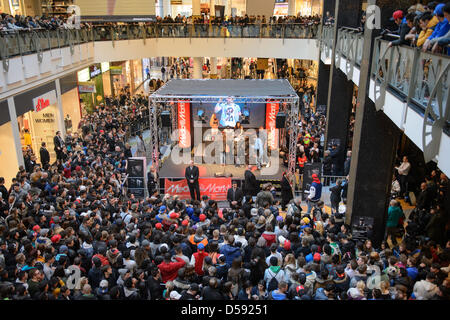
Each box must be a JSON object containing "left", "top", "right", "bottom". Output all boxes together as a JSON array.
[
  {"left": 165, "top": 178, "right": 232, "bottom": 201},
  {"left": 35, "top": 98, "right": 50, "bottom": 112},
  {"left": 178, "top": 101, "right": 191, "bottom": 148},
  {"left": 266, "top": 102, "right": 279, "bottom": 150}
]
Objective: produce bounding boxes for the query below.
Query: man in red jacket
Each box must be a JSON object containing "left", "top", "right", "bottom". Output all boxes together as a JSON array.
[
  {"left": 158, "top": 253, "right": 186, "bottom": 283},
  {"left": 190, "top": 243, "right": 209, "bottom": 276}
]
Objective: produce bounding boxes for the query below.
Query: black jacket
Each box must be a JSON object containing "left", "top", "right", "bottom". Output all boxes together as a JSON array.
[
  {"left": 40, "top": 147, "right": 50, "bottom": 165},
  {"left": 227, "top": 187, "right": 243, "bottom": 204},
  {"left": 244, "top": 170, "right": 258, "bottom": 197},
  {"left": 185, "top": 166, "right": 199, "bottom": 184}
]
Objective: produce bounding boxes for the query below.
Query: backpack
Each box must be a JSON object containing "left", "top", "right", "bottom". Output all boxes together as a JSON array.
[{"left": 267, "top": 270, "right": 280, "bottom": 292}]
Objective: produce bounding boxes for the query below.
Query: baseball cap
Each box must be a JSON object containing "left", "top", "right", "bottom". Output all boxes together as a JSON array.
[
  {"left": 392, "top": 10, "right": 404, "bottom": 20},
  {"left": 51, "top": 234, "right": 61, "bottom": 243},
  {"left": 181, "top": 219, "right": 189, "bottom": 226},
  {"left": 198, "top": 243, "right": 205, "bottom": 250},
  {"left": 199, "top": 214, "right": 206, "bottom": 221},
  {"left": 434, "top": 3, "right": 445, "bottom": 16},
  {"left": 169, "top": 212, "right": 179, "bottom": 219},
  {"left": 155, "top": 223, "right": 162, "bottom": 230},
  {"left": 159, "top": 206, "right": 167, "bottom": 213},
  {"left": 313, "top": 252, "right": 321, "bottom": 262},
  {"left": 170, "top": 291, "right": 182, "bottom": 300},
  {"left": 251, "top": 208, "right": 258, "bottom": 216}
]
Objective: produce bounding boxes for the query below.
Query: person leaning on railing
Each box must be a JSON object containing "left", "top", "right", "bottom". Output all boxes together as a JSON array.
[
  {"left": 387, "top": 11, "right": 415, "bottom": 48},
  {"left": 422, "top": 3, "right": 450, "bottom": 52}
]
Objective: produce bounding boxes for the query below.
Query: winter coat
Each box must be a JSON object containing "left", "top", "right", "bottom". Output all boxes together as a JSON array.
[
  {"left": 219, "top": 244, "right": 242, "bottom": 267},
  {"left": 413, "top": 280, "right": 438, "bottom": 300},
  {"left": 158, "top": 257, "right": 186, "bottom": 283}
]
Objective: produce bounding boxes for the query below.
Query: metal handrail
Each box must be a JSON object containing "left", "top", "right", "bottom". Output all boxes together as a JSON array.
[{"left": 0, "top": 23, "right": 320, "bottom": 62}]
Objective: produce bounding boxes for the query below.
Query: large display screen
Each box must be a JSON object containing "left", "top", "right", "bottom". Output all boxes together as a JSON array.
[{"left": 192, "top": 99, "right": 266, "bottom": 129}]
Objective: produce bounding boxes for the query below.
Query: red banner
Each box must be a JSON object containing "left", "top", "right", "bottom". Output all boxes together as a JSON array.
[
  {"left": 165, "top": 178, "right": 232, "bottom": 201},
  {"left": 266, "top": 102, "right": 279, "bottom": 150},
  {"left": 178, "top": 101, "right": 191, "bottom": 148}
]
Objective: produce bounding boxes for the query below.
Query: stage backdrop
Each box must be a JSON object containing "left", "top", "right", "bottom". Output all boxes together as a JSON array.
[{"left": 165, "top": 178, "right": 232, "bottom": 201}]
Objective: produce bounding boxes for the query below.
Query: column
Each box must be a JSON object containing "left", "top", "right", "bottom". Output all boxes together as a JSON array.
[
  {"left": 346, "top": 0, "right": 400, "bottom": 246},
  {"left": 193, "top": 0, "right": 201, "bottom": 17},
  {"left": 324, "top": 68, "right": 353, "bottom": 175},
  {"left": 210, "top": 57, "right": 218, "bottom": 78},
  {"left": 323, "top": 0, "right": 363, "bottom": 172},
  {"left": 316, "top": 60, "right": 330, "bottom": 107},
  {"left": 130, "top": 60, "right": 136, "bottom": 92},
  {"left": 210, "top": 0, "right": 216, "bottom": 16},
  {"left": 288, "top": 0, "right": 296, "bottom": 16},
  {"left": 160, "top": 0, "right": 171, "bottom": 17},
  {"left": 7, "top": 97, "right": 25, "bottom": 168},
  {"left": 226, "top": 0, "right": 232, "bottom": 17},
  {"left": 193, "top": 57, "right": 203, "bottom": 79},
  {"left": 55, "top": 78, "right": 66, "bottom": 140}
]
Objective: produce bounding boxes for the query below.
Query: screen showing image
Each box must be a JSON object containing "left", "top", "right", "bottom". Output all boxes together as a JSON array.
[{"left": 192, "top": 99, "right": 266, "bottom": 129}]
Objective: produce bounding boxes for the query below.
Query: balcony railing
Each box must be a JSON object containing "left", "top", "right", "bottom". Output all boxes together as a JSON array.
[
  {"left": 321, "top": 27, "right": 450, "bottom": 162},
  {"left": 0, "top": 23, "right": 320, "bottom": 64}
]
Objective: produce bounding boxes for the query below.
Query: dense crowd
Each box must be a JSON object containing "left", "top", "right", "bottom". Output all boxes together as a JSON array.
[{"left": 0, "top": 83, "right": 448, "bottom": 300}]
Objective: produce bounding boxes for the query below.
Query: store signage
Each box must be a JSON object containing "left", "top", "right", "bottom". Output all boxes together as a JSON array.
[
  {"left": 90, "top": 65, "right": 101, "bottom": 78},
  {"left": 165, "top": 178, "right": 232, "bottom": 201},
  {"left": 177, "top": 101, "right": 191, "bottom": 148},
  {"left": 78, "top": 82, "right": 96, "bottom": 93},
  {"left": 171, "top": 0, "right": 182, "bottom": 4},
  {"left": 77, "top": 68, "right": 90, "bottom": 82},
  {"left": 33, "top": 90, "right": 57, "bottom": 112},
  {"left": 266, "top": 102, "right": 279, "bottom": 150},
  {"left": 110, "top": 66, "right": 123, "bottom": 75},
  {"left": 34, "top": 112, "right": 55, "bottom": 123}
]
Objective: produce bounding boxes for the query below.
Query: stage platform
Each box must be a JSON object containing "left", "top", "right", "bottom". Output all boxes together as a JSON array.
[{"left": 159, "top": 155, "right": 287, "bottom": 181}]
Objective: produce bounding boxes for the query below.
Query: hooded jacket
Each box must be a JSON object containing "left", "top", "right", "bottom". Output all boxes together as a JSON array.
[
  {"left": 219, "top": 244, "right": 242, "bottom": 267},
  {"left": 268, "top": 289, "right": 287, "bottom": 300},
  {"left": 191, "top": 249, "right": 209, "bottom": 276},
  {"left": 417, "top": 16, "right": 439, "bottom": 47},
  {"left": 347, "top": 287, "right": 365, "bottom": 300},
  {"left": 333, "top": 273, "right": 350, "bottom": 293},
  {"left": 261, "top": 231, "right": 276, "bottom": 247}
]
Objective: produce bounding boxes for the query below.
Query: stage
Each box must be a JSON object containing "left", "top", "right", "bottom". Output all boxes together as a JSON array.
[{"left": 159, "top": 152, "right": 288, "bottom": 181}]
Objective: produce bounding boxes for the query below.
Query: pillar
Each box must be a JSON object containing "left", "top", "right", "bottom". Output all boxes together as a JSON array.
[
  {"left": 226, "top": 0, "right": 232, "bottom": 17},
  {"left": 193, "top": 57, "right": 203, "bottom": 79},
  {"left": 210, "top": 0, "right": 216, "bottom": 16},
  {"left": 324, "top": 0, "right": 363, "bottom": 171},
  {"left": 324, "top": 68, "right": 353, "bottom": 174},
  {"left": 346, "top": 0, "right": 400, "bottom": 246},
  {"left": 316, "top": 60, "right": 330, "bottom": 107},
  {"left": 7, "top": 97, "right": 25, "bottom": 168},
  {"left": 55, "top": 78, "right": 66, "bottom": 140},
  {"left": 288, "top": 0, "right": 296, "bottom": 16},
  {"left": 159, "top": 0, "right": 171, "bottom": 17},
  {"left": 210, "top": 57, "right": 218, "bottom": 78},
  {"left": 193, "top": 0, "right": 201, "bottom": 17}
]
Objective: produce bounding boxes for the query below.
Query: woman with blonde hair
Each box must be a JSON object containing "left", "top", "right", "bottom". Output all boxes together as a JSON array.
[
  {"left": 283, "top": 253, "right": 297, "bottom": 285},
  {"left": 347, "top": 280, "right": 366, "bottom": 300}
]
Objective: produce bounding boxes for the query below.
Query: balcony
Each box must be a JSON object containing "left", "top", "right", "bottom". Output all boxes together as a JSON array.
[
  {"left": 0, "top": 23, "right": 320, "bottom": 99},
  {"left": 320, "top": 26, "right": 450, "bottom": 177}
]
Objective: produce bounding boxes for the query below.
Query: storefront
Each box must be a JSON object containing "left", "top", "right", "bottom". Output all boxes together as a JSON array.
[
  {"left": 14, "top": 82, "right": 63, "bottom": 164},
  {"left": 77, "top": 63, "right": 108, "bottom": 113},
  {"left": 60, "top": 72, "right": 82, "bottom": 134},
  {"left": 274, "top": 0, "right": 323, "bottom": 17},
  {"left": 0, "top": 100, "right": 19, "bottom": 187}
]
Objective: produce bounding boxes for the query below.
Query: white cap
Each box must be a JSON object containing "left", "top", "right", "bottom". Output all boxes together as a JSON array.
[
  {"left": 99, "top": 280, "right": 108, "bottom": 288},
  {"left": 170, "top": 290, "right": 181, "bottom": 300}
]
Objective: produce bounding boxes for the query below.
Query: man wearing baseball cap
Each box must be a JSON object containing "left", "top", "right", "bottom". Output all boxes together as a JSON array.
[
  {"left": 306, "top": 173, "right": 322, "bottom": 214},
  {"left": 388, "top": 11, "right": 416, "bottom": 47},
  {"left": 423, "top": 2, "right": 450, "bottom": 51}
]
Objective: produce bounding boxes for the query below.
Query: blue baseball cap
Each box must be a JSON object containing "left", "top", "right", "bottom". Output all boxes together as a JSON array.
[
  {"left": 159, "top": 205, "right": 166, "bottom": 213},
  {"left": 198, "top": 243, "right": 205, "bottom": 250},
  {"left": 435, "top": 3, "right": 445, "bottom": 16}
]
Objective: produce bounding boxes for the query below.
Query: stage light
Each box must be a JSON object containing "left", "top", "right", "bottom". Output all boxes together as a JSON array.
[
  {"left": 243, "top": 109, "right": 250, "bottom": 117},
  {"left": 197, "top": 109, "right": 204, "bottom": 117}
]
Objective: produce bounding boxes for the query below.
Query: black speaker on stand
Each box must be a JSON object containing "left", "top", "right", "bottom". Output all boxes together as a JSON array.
[
  {"left": 276, "top": 112, "right": 286, "bottom": 129},
  {"left": 161, "top": 111, "right": 171, "bottom": 127}
]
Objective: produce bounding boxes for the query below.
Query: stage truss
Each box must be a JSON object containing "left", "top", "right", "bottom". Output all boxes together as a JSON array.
[{"left": 148, "top": 91, "right": 300, "bottom": 194}]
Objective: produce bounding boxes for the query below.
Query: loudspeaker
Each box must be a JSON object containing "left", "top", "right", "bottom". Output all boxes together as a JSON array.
[
  {"left": 161, "top": 111, "right": 171, "bottom": 127},
  {"left": 276, "top": 112, "right": 286, "bottom": 129}
]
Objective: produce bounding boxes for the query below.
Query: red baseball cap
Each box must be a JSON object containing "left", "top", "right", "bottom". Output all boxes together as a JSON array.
[
  {"left": 155, "top": 223, "right": 162, "bottom": 230},
  {"left": 182, "top": 219, "right": 189, "bottom": 226},
  {"left": 284, "top": 240, "right": 291, "bottom": 251},
  {"left": 313, "top": 252, "right": 321, "bottom": 262},
  {"left": 392, "top": 10, "right": 403, "bottom": 20},
  {"left": 199, "top": 214, "right": 206, "bottom": 222},
  {"left": 32, "top": 225, "right": 41, "bottom": 232},
  {"left": 169, "top": 212, "right": 179, "bottom": 219},
  {"left": 51, "top": 234, "right": 61, "bottom": 243}
]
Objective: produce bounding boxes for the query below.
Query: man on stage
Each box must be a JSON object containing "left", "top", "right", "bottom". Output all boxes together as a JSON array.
[
  {"left": 244, "top": 165, "right": 258, "bottom": 201},
  {"left": 185, "top": 160, "right": 201, "bottom": 201},
  {"left": 214, "top": 97, "right": 241, "bottom": 128}
]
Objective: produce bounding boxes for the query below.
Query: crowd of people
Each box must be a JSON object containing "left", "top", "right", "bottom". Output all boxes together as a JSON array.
[
  {"left": 0, "top": 82, "right": 448, "bottom": 300},
  {"left": 0, "top": 12, "right": 321, "bottom": 33},
  {"left": 383, "top": 2, "right": 450, "bottom": 54}
]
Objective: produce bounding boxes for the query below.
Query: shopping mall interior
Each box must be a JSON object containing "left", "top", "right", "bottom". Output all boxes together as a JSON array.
[{"left": 0, "top": 0, "right": 449, "bottom": 303}]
